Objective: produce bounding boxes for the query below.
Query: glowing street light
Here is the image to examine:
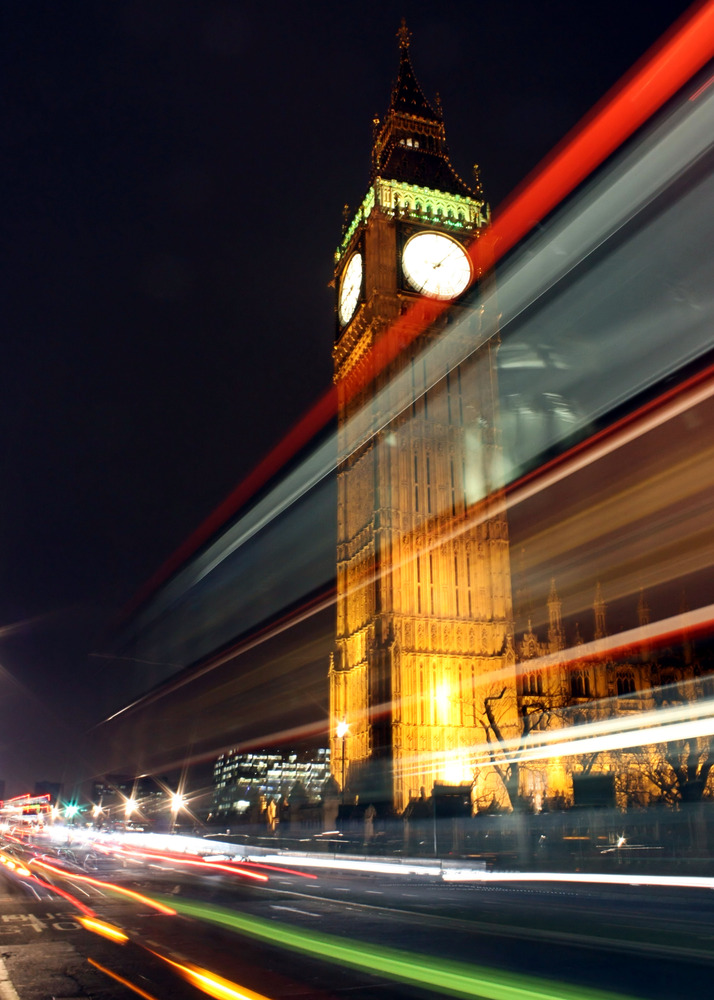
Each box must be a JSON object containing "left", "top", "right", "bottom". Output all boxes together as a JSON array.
[
  {"left": 169, "top": 791, "right": 185, "bottom": 833},
  {"left": 92, "top": 804, "right": 103, "bottom": 819},
  {"left": 125, "top": 798, "right": 137, "bottom": 819}
]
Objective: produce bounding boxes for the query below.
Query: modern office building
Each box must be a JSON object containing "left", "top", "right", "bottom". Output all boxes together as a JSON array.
[{"left": 212, "top": 748, "right": 330, "bottom": 819}]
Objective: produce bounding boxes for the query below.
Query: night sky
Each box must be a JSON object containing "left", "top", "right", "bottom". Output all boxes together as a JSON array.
[{"left": 3, "top": 0, "right": 696, "bottom": 795}]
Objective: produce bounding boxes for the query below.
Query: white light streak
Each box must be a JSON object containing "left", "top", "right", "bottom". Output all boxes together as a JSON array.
[{"left": 441, "top": 870, "right": 714, "bottom": 890}]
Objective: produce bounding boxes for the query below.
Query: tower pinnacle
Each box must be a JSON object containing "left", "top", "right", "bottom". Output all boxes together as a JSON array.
[
  {"left": 547, "top": 579, "right": 565, "bottom": 653},
  {"left": 369, "top": 23, "right": 477, "bottom": 197},
  {"left": 397, "top": 18, "right": 411, "bottom": 50}
]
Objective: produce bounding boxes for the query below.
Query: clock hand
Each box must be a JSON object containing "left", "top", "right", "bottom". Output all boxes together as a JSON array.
[{"left": 432, "top": 248, "right": 458, "bottom": 269}]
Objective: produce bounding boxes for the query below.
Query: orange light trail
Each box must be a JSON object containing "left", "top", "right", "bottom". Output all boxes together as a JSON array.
[
  {"left": 77, "top": 916, "right": 129, "bottom": 944},
  {"left": 88, "top": 958, "right": 160, "bottom": 1000},
  {"left": 149, "top": 950, "right": 273, "bottom": 1000}
]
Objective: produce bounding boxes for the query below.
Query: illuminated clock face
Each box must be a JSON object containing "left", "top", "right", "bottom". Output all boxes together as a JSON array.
[
  {"left": 402, "top": 232, "right": 471, "bottom": 299},
  {"left": 338, "top": 252, "right": 363, "bottom": 325}
]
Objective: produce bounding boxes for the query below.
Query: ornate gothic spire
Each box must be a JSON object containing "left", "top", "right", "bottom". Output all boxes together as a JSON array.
[
  {"left": 547, "top": 578, "right": 565, "bottom": 654},
  {"left": 389, "top": 19, "right": 441, "bottom": 123},
  {"left": 370, "top": 22, "right": 476, "bottom": 198}
]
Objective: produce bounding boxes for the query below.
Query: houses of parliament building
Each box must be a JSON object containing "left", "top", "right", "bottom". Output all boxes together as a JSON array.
[{"left": 328, "top": 24, "right": 706, "bottom": 815}]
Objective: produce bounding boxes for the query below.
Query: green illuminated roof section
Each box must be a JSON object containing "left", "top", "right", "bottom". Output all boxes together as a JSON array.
[
  {"left": 335, "top": 179, "right": 488, "bottom": 263},
  {"left": 337, "top": 187, "right": 376, "bottom": 262}
]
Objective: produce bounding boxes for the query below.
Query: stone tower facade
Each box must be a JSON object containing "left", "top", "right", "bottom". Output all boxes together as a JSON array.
[{"left": 329, "top": 24, "right": 519, "bottom": 814}]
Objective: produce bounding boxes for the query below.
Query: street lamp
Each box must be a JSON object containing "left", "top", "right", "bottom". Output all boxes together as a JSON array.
[
  {"left": 336, "top": 720, "right": 349, "bottom": 802},
  {"left": 169, "top": 792, "right": 185, "bottom": 833}
]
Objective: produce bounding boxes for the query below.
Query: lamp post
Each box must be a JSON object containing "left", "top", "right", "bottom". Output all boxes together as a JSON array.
[{"left": 336, "top": 720, "right": 349, "bottom": 803}]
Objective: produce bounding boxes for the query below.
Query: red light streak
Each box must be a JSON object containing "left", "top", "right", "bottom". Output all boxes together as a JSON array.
[
  {"left": 689, "top": 71, "right": 714, "bottom": 99},
  {"left": 93, "top": 844, "right": 268, "bottom": 882},
  {"left": 30, "top": 859, "right": 177, "bottom": 914},
  {"left": 507, "top": 360, "right": 714, "bottom": 504},
  {"left": 475, "top": 1, "right": 714, "bottom": 270},
  {"left": 23, "top": 873, "right": 96, "bottom": 916},
  {"left": 123, "top": 2, "right": 714, "bottom": 615}
]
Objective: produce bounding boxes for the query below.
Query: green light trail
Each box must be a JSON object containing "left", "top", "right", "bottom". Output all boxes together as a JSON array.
[{"left": 149, "top": 894, "right": 639, "bottom": 1000}]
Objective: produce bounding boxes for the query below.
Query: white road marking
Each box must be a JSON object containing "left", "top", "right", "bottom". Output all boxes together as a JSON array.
[
  {"left": 0, "top": 958, "right": 20, "bottom": 1000},
  {"left": 66, "top": 880, "right": 91, "bottom": 897},
  {"left": 271, "top": 905, "right": 320, "bottom": 918},
  {"left": 365, "top": 890, "right": 382, "bottom": 895}
]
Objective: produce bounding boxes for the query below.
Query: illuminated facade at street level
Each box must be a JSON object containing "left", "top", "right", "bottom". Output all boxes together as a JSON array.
[
  {"left": 329, "top": 23, "right": 519, "bottom": 814},
  {"left": 515, "top": 583, "right": 711, "bottom": 809},
  {"left": 212, "top": 749, "right": 331, "bottom": 819}
]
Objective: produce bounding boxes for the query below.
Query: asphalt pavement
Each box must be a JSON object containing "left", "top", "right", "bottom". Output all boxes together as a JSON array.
[{"left": 0, "top": 831, "right": 712, "bottom": 1000}]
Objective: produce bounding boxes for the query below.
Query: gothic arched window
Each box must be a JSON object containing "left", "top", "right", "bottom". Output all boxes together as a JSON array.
[
  {"left": 571, "top": 672, "right": 587, "bottom": 698},
  {"left": 617, "top": 672, "right": 636, "bottom": 696}
]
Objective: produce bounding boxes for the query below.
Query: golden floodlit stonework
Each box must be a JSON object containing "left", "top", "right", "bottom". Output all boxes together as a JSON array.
[{"left": 329, "top": 25, "right": 519, "bottom": 813}]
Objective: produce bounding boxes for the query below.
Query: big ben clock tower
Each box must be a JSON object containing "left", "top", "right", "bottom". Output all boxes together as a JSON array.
[{"left": 330, "top": 23, "right": 518, "bottom": 814}]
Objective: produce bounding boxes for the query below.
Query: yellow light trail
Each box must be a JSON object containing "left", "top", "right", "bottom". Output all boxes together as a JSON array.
[
  {"left": 152, "top": 951, "right": 273, "bottom": 1000},
  {"left": 77, "top": 916, "right": 129, "bottom": 943}
]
